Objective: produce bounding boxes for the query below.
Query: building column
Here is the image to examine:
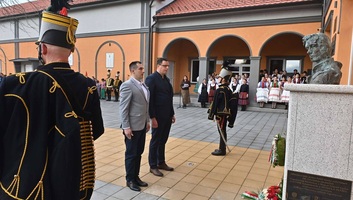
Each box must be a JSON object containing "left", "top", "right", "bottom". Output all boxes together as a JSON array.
[
  {"left": 199, "top": 57, "right": 208, "bottom": 84},
  {"left": 249, "top": 56, "right": 261, "bottom": 107}
]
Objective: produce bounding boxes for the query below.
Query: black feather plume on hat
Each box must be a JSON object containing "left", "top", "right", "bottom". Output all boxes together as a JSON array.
[
  {"left": 48, "top": 0, "right": 71, "bottom": 13},
  {"left": 222, "top": 60, "right": 231, "bottom": 70}
]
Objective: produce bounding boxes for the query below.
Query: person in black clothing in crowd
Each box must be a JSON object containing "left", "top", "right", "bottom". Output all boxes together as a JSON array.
[
  {"left": 113, "top": 71, "right": 123, "bottom": 101},
  {"left": 0, "top": 3, "right": 104, "bottom": 199},
  {"left": 106, "top": 71, "right": 114, "bottom": 101},
  {"left": 145, "top": 58, "right": 176, "bottom": 177},
  {"left": 301, "top": 71, "right": 308, "bottom": 84},
  {"left": 238, "top": 78, "right": 249, "bottom": 111},
  {"left": 258, "top": 69, "right": 264, "bottom": 82},
  {"left": 208, "top": 61, "right": 238, "bottom": 156},
  {"left": 198, "top": 78, "right": 208, "bottom": 108}
]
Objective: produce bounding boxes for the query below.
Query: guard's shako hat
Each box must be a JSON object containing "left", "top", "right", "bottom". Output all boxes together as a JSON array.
[
  {"left": 218, "top": 60, "right": 232, "bottom": 82},
  {"left": 36, "top": 0, "right": 78, "bottom": 52}
]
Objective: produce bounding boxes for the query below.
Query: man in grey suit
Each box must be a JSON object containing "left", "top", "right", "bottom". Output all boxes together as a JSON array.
[{"left": 119, "top": 61, "right": 150, "bottom": 191}]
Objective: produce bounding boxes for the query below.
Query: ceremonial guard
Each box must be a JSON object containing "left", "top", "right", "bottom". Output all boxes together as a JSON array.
[
  {"left": 113, "top": 71, "right": 123, "bottom": 101},
  {"left": 0, "top": 1, "right": 104, "bottom": 199},
  {"left": 208, "top": 61, "right": 238, "bottom": 156},
  {"left": 106, "top": 70, "right": 114, "bottom": 101}
]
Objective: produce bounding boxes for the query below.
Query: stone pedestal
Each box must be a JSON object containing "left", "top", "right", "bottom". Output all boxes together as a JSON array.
[{"left": 283, "top": 84, "right": 353, "bottom": 200}]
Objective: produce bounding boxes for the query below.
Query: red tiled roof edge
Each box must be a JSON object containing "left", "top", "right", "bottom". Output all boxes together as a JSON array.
[
  {"left": 155, "top": 0, "right": 316, "bottom": 18},
  {"left": 0, "top": 0, "right": 102, "bottom": 18}
]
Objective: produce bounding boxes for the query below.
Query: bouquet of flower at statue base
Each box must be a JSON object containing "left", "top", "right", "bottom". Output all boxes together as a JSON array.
[
  {"left": 241, "top": 181, "right": 282, "bottom": 200},
  {"left": 258, "top": 185, "right": 282, "bottom": 200}
]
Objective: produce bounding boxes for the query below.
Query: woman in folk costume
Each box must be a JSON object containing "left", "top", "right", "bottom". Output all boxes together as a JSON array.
[
  {"left": 256, "top": 76, "right": 269, "bottom": 108},
  {"left": 208, "top": 62, "right": 237, "bottom": 156},
  {"left": 238, "top": 78, "right": 249, "bottom": 111},
  {"left": 292, "top": 73, "right": 301, "bottom": 84},
  {"left": 229, "top": 76, "right": 240, "bottom": 105},
  {"left": 281, "top": 76, "right": 292, "bottom": 110},
  {"left": 264, "top": 73, "right": 271, "bottom": 84},
  {"left": 229, "top": 76, "right": 240, "bottom": 95},
  {"left": 207, "top": 77, "right": 218, "bottom": 103},
  {"left": 268, "top": 76, "right": 281, "bottom": 109},
  {"left": 180, "top": 75, "right": 191, "bottom": 108},
  {"left": 198, "top": 78, "right": 208, "bottom": 108}
]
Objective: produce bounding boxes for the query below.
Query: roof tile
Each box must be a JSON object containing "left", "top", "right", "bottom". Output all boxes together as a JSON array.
[
  {"left": 0, "top": 0, "right": 102, "bottom": 17},
  {"left": 156, "top": 0, "right": 314, "bottom": 17}
]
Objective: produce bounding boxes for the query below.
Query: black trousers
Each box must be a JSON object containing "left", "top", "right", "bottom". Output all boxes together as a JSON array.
[
  {"left": 114, "top": 89, "right": 119, "bottom": 101},
  {"left": 228, "top": 99, "right": 238, "bottom": 127},
  {"left": 217, "top": 116, "right": 227, "bottom": 152},
  {"left": 106, "top": 89, "right": 112, "bottom": 100},
  {"left": 149, "top": 117, "right": 172, "bottom": 168},
  {"left": 124, "top": 128, "right": 146, "bottom": 182}
]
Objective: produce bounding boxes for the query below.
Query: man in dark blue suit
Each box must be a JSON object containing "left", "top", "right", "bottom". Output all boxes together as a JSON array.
[{"left": 145, "top": 58, "right": 176, "bottom": 177}]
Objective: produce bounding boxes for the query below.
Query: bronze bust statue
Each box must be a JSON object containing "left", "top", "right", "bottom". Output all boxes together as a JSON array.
[{"left": 303, "top": 33, "right": 342, "bottom": 84}]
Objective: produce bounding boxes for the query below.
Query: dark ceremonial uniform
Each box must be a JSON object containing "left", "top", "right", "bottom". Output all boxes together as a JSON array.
[
  {"left": 0, "top": 63, "right": 104, "bottom": 200},
  {"left": 113, "top": 78, "right": 122, "bottom": 101},
  {"left": 106, "top": 77, "right": 114, "bottom": 101},
  {"left": 208, "top": 84, "right": 232, "bottom": 154}
]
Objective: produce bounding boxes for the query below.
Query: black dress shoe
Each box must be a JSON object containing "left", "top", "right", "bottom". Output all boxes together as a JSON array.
[
  {"left": 157, "top": 163, "right": 174, "bottom": 171},
  {"left": 136, "top": 177, "right": 148, "bottom": 187},
  {"left": 150, "top": 168, "right": 164, "bottom": 177},
  {"left": 126, "top": 181, "right": 141, "bottom": 191},
  {"left": 211, "top": 149, "right": 226, "bottom": 156}
]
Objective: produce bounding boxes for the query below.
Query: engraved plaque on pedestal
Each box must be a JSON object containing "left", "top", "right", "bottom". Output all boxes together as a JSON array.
[{"left": 286, "top": 170, "right": 352, "bottom": 200}]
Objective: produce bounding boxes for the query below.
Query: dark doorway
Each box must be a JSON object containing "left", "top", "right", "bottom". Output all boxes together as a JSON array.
[{"left": 269, "top": 59, "right": 284, "bottom": 74}]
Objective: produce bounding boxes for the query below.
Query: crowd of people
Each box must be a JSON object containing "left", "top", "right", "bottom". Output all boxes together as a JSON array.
[
  {"left": 194, "top": 73, "right": 250, "bottom": 111},
  {"left": 92, "top": 70, "right": 123, "bottom": 102},
  {"left": 256, "top": 69, "right": 307, "bottom": 109}
]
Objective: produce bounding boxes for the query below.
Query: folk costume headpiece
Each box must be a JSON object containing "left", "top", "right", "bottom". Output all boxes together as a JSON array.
[
  {"left": 37, "top": 0, "right": 79, "bottom": 52},
  {"left": 218, "top": 60, "right": 232, "bottom": 82}
]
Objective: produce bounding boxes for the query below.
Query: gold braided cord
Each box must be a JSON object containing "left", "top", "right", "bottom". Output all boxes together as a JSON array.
[
  {"left": 64, "top": 111, "right": 78, "bottom": 119},
  {"left": 37, "top": 71, "right": 73, "bottom": 111},
  {"left": 81, "top": 166, "right": 95, "bottom": 173},
  {"left": 4, "top": 94, "right": 29, "bottom": 197},
  {"left": 15, "top": 73, "right": 26, "bottom": 84},
  {"left": 42, "top": 17, "right": 78, "bottom": 29},
  {"left": 25, "top": 151, "right": 48, "bottom": 200},
  {"left": 36, "top": 71, "right": 96, "bottom": 198},
  {"left": 1, "top": 95, "right": 47, "bottom": 200},
  {"left": 79, "top": 120, "right": 95, "bottom": 195},
  {"left": 42, "top": 12, "right": 78, "bottom": 29},
  {"left": 80, "top": 189, "right": 88, "bottom": 200},
  {"left": 33, "top": 182, "right": 43, "bottom": 200},
  {"left": 49, "top": 81, "right": 61, "bottom": 93},
  {"left": 54, "top": 126, "right": 66, "bottom": 137},
  {"left": 83, "top": 86, "right": 97, "bottom": 110},
  {"left": 7, "top": 175, "right": 20, "bottom": 195},
  {"left": 0, "top": 182, "right": 23, "bottom": 200},
  {"left": 66, "top": 17, "right": 76, "bottom": 45}
]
